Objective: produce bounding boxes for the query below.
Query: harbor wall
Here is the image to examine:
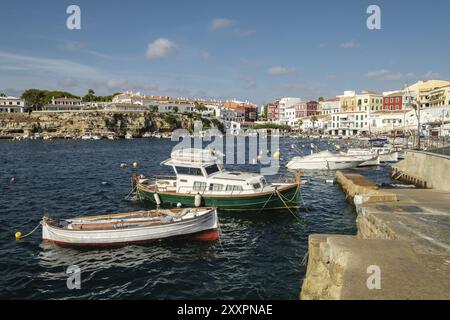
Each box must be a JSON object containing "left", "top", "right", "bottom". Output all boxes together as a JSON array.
[
  {"left": 0, "top": 111, "right": 207, "bottom": 139},
  {"left": 392, "top": 150, "right": 450, "bottom": 191},
  {"left": 301, "top": 172, "right": 450, "bottom": 300}
]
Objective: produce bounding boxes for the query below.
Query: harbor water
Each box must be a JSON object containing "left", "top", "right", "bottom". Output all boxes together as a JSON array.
[{"left": 0, "top": 138, "right": 393, "bottom": 299}]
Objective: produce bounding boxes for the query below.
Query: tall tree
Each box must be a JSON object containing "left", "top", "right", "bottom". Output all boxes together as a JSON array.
[
  {"left": 0, "top": 92, "right": 6, "bottom": 97},
  {"left": 21, "top": 89, "right": 45, "bottom": 111},
  {"left": 83, "top": 89, "right": 96, "bottom": 102}
]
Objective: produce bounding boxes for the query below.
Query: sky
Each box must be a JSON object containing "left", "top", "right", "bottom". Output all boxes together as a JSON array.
[{"left": 1, "top": 0, "right": 449, "bottom": 104}]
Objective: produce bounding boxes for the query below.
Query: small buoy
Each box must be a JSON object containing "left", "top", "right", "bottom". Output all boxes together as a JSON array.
[
  {"left": 101, "top": 181, "right": 108, "bottom": 185},
  {"left": 176, "top": 203, "right": 182, "bottom": 208},
  {"left": 132, "top": 162, "right": 138, "bottom": 168},
  {"left": 15, "top": 231, "right": 21, "bottom": 240},
  {"left": 10, "top": 176, "right": 16, "bottom": 183},
  {"left": 120, "top": 163, "right": 127, "bottom": 168},
  {"left": 273, "top": 150, "right": 280, "bottom": 160},
  {"left": 154, "top": 193, "right": 162, "bottom": 205},
  {"left": 194, "top": 193, "right": 202, "bottom": 207}
]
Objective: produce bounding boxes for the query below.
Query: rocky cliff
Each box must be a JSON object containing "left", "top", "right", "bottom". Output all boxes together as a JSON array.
[{"left": 0, "top": 111, "right": 202, "bottom": 138}]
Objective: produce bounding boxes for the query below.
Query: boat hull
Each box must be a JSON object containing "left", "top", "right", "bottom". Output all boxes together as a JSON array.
[
  {"left": 287, "top": 160, "right": 364, "bottom": 170},
  {"left": 135, "top": 183, "right": 300, "bottom": 211},
  {"left": 42, "top": 208, "right": 218, "bottom": 247}
]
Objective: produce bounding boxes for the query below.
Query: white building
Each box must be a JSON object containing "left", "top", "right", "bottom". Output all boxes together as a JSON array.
[
  {"left": 0, "top": 96, "right": 25, "bottom": 113},
  {"left": 278, "top": 97, "right": 302, "bottom": 124},
  {"left": 328, "top": 111, "right": 370, "bottom": 136},
  {"left": 320, "top": 98, "right": 340, "bottom": 115}
]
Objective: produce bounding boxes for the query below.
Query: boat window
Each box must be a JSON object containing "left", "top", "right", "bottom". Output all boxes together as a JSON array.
[
  {"left": 193, "top": 181, "right": 207, "bottom": 192},
  {"left": 209, "top": 183, "right": 223, "bottom": 191},
  {"left": 205, "top": 164, "right": 220, "bottom": 176},
  {"left": 175, "top": 166, "right": 203, "bottom": 176},
  {"left": 225, "top": 185, "right": 243, "bottom": 192},
  {"left": 253, "top": 183, "right": 261, "bottom": 190}
]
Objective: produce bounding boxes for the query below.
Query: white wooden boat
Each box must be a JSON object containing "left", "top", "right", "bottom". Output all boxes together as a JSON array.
[
  {"left": 42, "top": 207, "right": 219, "bottom": 247},
  {"left": 286, "top": 150, "right": 371, "bottom": 170}
]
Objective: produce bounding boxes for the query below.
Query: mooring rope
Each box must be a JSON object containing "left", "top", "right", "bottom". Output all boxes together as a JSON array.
[
  {"left": 15, "top": 221, "right": 42, "bottom": 240},
  {"left": 275, "top": 188, "right": 305, "bottom": 225}
]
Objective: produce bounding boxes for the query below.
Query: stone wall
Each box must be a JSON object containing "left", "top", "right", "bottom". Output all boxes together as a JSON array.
[{"left": 392, "top": 150, "right": 450, "bottom": 191}]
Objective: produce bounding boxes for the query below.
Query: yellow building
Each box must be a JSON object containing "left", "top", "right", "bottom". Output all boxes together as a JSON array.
[
  {"left": 356, "top": 90, "right": 383, "bottom": 113},
  {"left": 339, "top": 91, "right": 356, "bottom": 112},
  {"left": 428, "top": 85, "right": 450, "bottom": 107},
  {"left": 406, "top": 80, "right": 450, "bottom": 108}
]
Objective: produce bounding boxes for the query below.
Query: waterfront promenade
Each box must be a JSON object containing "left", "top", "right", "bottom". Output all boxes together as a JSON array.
[{"left": 301, "top": 164, "right": 450, "bottom": 299}]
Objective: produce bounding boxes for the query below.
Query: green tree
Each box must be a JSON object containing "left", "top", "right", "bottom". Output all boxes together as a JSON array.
[
  {"left": 194, "top": 102, "right": 207, "bottom": 112},
  {"left": 21, "top": 89, "right": 45, "bottom": 111},
  {"left": 83, "top": 89, "right": 96, "bottom": 102},
  {"left": 172, "top": 106, "right": 179, "bottom": 113},
  {"left": 310, "top": 115, "right": 318, "bottom": 129},
  {"left": 318, "top": 97, "right": 324, "bottom": 102},
  {"left": 262, "top": 104, "right": 269, "bottom": 120},
  {"left": 296, "top": 119, "right": 303, "bottom": 128},
  {"left": 149, "top": 105, "right": 159, "bottom": 112},
  {"left": 0, "top": 92, "right": 6, "bottom": 97}
]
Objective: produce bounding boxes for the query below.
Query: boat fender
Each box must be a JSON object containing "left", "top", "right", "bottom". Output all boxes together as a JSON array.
[
  {"left": 194, "top": 193, "right": 202, "bottom": 207},
  {"left": 154, "top": 193, "right": 162, "bottom": 205},
  {"left": 273, "top": 150, "right": 280, "bottom": 160},
  {"left": 132, "top": 162, "right": 138, "bottom": 168},
  {"left": 177, "top": 203, "right": 182, "bottom": 208}
]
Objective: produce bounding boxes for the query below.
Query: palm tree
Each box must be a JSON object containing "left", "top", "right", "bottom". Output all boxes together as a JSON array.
[{"left": 310, "top": 115, "right": 318, "bottom": 130}]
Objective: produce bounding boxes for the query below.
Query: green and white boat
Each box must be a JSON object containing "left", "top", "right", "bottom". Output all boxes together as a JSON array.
[{"left": 133, "top": 148, "right": 301, "bottom": 211}]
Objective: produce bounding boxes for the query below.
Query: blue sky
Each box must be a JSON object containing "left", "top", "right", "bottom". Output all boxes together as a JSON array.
[{"left": 1, "top": 0, "right": 449, "bottom": 104}]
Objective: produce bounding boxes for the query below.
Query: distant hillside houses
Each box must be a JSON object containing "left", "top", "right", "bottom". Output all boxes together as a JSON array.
[{"left": 263, "top": 79, "right": 450, "bottom": 137}]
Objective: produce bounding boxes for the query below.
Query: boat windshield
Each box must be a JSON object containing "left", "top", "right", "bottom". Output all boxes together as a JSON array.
[
  {"left": 204, "top": 164, "right": 220, "bottom": 176},
  {"left": 175, "top": 166, "right": 203, "bottom": 176}
]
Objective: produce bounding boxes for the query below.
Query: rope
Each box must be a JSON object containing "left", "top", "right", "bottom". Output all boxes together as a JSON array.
[
  {"left": 16, "top": 221, "right": 42, "bottom": 240},
  {"left": 275, "top": 188, "right": 305, "bottom": 225}
]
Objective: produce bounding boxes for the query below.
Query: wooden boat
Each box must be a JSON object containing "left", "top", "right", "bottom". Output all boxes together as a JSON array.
[
  {"left": 42, "top": 207, "right": 219, "bottom": 247},
  {"left": 133, "top": 148, "right": 300, "bottom": 211}
]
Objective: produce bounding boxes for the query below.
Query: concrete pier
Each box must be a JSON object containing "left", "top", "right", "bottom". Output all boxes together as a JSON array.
[{"left": 301, "top": 171, "right": 450, "bottom": 300}]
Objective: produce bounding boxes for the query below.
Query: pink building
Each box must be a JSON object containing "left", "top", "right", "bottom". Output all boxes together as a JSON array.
[{"left": 295, "top": 100, "right": 319, "bottom": 118}]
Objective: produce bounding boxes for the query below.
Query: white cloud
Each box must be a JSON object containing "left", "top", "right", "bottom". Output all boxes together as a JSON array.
[
  {"left": 238, "top": 29, "right": 256, "bottom": 37},
  {"left": 267, "top": 66, "right": 297, "bottom": 76},
  {"left": 210, "top": 18, "right": 236, "bottom": 30},
  {"left": 0, "top": 51, "right": 102, "bottom": 78},
  {"left": 146, "top": 38, "right": 177, "bottom": 59},
  {"left": 365, "top": 69, "right": 415, "bottom": 81},
  {"left": 424, "top": 71, "right": 441, "bottom": 80},
  {"left": 106, "top": 79, "right": 159, "bottom": 92},
  {"left": 340, "top": 40, "right": 360, "bottom": 49}
]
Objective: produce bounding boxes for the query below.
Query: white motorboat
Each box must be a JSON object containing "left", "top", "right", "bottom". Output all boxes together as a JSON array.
[
  {"left": 42, "top": 207, "right": 219, "bottom": 247},
  {"left": 125, "top": 132, "right": 133, "bottom": 139},
  {"left": 286, "top": 150, "right": 371, "bottom": 170},
  {"left": 346, "top": 149, "right": 380, "bottom": 167},
  {"left": 371, "top": 147, "right": 398, "bottom": 162}
]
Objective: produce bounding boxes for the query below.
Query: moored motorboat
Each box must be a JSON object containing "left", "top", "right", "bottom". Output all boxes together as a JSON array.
[
  {"left": 42, "top": 207, "right": 219, "bottom": 247},
  {"left": 134, "top": 148, "right": 301, "bottom": 211},
  {"left": 346, "top": 148, "right": 380, "bottom": 167},
  {"left": 286, "top": 150, "right": 371, "bottom": 170}
]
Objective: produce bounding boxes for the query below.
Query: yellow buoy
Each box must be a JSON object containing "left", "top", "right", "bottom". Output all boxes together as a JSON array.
[
  {"left": 15, "top": 231, "right": 21, "bottom": 240},
  {"left": 132, "top": 162, "right": 138, "bottom": 168},
  {"left": 273, "top": 150, "right": 280, "bottom": 160}
]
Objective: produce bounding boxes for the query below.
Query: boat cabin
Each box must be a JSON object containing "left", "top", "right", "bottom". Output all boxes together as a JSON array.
[{"left": 159, "top": 155, "right": 271, "bottom": 195}]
